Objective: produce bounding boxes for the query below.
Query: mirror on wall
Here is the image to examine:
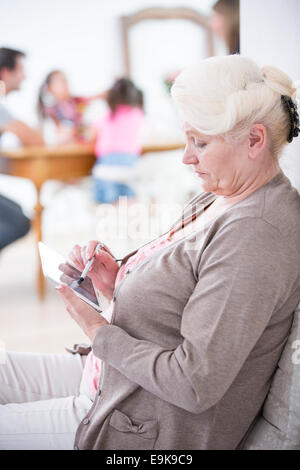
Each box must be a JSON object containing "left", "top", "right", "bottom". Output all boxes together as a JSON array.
[{"left": 121, "top": 7, "right": 226, "bottom": 144}]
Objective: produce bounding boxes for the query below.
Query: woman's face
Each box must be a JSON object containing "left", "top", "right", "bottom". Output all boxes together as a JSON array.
[
  {"left": 182, "top": 123, "right": 248, "bottom": 196},
  {"left": 209, "top": 11, "right": 226, "bottom": 42},
  {"left": 48, "top": 72, "right": 70, "bottom": 101}
]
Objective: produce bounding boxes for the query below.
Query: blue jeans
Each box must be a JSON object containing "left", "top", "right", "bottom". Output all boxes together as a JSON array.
[
  {"left": 93, "top": 153, "right": 138, "bottom": 204},
  {"left": 0, "top": 194, "right": 31, "bottom": 250}
]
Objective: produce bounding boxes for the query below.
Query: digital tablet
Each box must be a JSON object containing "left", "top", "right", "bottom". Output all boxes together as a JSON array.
[{"left": 38, "top": 242, "right": 102, "bottom": 312}]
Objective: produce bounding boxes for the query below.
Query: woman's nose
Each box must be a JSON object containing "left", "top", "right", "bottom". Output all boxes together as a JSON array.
[{"left": 182, "top": 146, "right": 199, "bottom": 165}]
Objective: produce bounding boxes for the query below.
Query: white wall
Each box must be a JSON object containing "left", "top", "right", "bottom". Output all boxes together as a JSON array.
[
  {"left": 0, "top": 0, "right": 217, "bottom": 126},
  {"left": 240, "top": 0, "right": 300, "bottom": 191}
]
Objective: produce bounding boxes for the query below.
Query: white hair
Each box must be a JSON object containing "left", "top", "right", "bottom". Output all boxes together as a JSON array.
[{"left": 171, "top": 55, "right": 297, "bottom": 156}]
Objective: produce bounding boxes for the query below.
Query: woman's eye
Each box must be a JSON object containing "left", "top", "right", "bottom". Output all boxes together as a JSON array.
[{"left": 195, "top": 141, "right": 206, "bottom": 149}]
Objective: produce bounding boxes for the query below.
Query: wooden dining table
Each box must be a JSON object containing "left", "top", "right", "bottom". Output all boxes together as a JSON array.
[{"left": 0, "top": 141, "right": 185, "bottom": 299}]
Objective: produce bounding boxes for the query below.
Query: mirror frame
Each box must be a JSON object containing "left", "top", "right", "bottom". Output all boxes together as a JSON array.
[{"left": 121, "top": 7, "right": 215, "bottom": 76}]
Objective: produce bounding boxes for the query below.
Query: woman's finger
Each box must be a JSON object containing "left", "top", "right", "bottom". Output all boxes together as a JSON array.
[
  {"left": 81, "top": 245, "right": 88, "bottom": 265},
  {"left": 56, "top": 284, "right": 82, "bottom": 314},
  {"left": 100, "top": 243, "right": 116, "bottom": 259},
  {"left": 86, "top": 241, "right": 100, "bottom": 260},
  {"left": 91, "top": 249, "right": 118, "bottom": 272},
  {"left": 73, "top": 244, "right": 84, "bottom": 266},
  {"left": 56, "top": 283, "right": 80, "bottom": 302},
  {"left": 59, "top": 273, "right": 78, "bottom": 286},
  {"left": 58, "top": 263, "right": 81, "bottom": 280},
  {"left": 57, "top": 273, "right": 94, "bottom": 300},
  {"left": 86, "top": 240, "right": 116, "bottom": 261},
  {"left": 68, "top": 245, "right": 84, "bottom": 270}
]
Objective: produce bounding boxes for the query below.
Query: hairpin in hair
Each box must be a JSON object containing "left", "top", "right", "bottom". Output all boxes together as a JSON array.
[{"left": 281, "top": 95, "right": 300, "bottom": 143}]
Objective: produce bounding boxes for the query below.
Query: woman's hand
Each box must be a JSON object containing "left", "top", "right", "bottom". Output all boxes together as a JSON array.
[
  {"left": 67, "top": 241, "right": 120, "bottom": 301},
  {"left": 58, "top": 262, "right": 98, "bottom": 303},
  {"left": 56, "top": 284, "right": 108, "bottom": 342}
]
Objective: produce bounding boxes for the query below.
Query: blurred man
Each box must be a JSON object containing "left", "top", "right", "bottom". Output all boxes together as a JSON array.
[
  {"left": 0, "top": 47, "right": 44, "bottom": 145},
  {"left": 0, "top": 47, "right": 44, "bottom": 250}
]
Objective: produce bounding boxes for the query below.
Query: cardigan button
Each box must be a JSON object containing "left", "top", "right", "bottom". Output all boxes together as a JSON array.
[
  {"left": 82, "top": 418, "right": 90, "bottom": 425},
  {"left": 74, "top": 445, "right": 79, "bottom": 450}
]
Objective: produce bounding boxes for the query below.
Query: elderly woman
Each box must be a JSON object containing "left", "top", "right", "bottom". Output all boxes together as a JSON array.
[{"left": 0, "top": 55, "right": 299, "bottom": 450}]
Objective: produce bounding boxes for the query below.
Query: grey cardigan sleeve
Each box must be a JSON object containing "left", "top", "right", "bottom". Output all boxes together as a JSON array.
[{"left": 92, "top": 218, "right": 288, "bottom": 414}]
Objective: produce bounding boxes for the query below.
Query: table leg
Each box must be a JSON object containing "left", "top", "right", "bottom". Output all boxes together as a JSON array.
[{"left": 33, "top": 185, "right": 45, "bottom": 299}]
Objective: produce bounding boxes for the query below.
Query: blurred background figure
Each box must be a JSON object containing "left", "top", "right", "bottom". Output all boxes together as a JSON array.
[
  {"left": 92, "top": 77, "right": 144, "bottom": 204},
  {"left": 0, "top": 47, "right": 44, "bottom": 251},
  {"left": 210, "top": 0, "right": 240, "bottom": 54},
  {"left": 0, "top": 47, "right": 44, "bottom": 146},
  {"left": 0, "top": 194, "right": 30, "bottom": 251},
  {"left": 37, "top": 70, "right": 105, "bottom": 144}
]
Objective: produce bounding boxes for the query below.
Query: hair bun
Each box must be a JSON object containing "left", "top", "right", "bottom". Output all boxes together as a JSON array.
[{"left": 261, "top": 65, "right": 296, "bottom": 99}]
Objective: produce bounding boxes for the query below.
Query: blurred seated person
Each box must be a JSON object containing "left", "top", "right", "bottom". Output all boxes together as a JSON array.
[
  {"left": 210, "top": 0, "right": 240, "bottom": 54},
  {"left": 37, "top": 70, "right": 105, "bottom": 144},
  {"left": 0, "top": 48, "right": 44, "bottom": 146},
  {"left": 92, "top": 78, "right": 144, "bottom": 204},
  {"left": 0, "top": 47, "right": 44, "bottom": 250}
]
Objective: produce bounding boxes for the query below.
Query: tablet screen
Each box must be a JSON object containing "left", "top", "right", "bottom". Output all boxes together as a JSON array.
[{"left": 38, "top": 242, "right": 101, "bottom": 312}]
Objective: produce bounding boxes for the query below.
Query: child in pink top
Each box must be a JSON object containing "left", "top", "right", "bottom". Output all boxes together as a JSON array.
[
  {"left": 94, "top": 104, "right": 143, "bottom": 158},
  {"left": 92, "top": 78, "right": 144, "bottom": 204}
]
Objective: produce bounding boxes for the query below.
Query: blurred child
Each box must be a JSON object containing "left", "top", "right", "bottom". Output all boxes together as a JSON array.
[
  {"left": 92, "top": 78, "right": 144, "bottom": 204},
  {"left": 37, "top": 70, "right": 104, "bottom": 143}
]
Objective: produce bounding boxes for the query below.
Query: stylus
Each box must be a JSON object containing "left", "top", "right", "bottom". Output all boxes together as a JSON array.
[{"left": 70, "top": 243, "right": 104, "bottom": 288}]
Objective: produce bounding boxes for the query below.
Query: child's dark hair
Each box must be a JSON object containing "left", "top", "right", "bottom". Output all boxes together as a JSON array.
[
  {"left": 37, "top": 70, "right": 61, "bottom": 121},
  {"left": 107, "top": 78, "right": 144, "bottom": 113}
]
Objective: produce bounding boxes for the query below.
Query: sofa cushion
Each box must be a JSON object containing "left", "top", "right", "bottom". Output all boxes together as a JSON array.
[{"left": 242, "top": 302, "right": 300, "bottom": 449}]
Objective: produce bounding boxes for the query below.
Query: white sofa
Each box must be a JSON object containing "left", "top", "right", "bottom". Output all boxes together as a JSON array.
[{"left": 241, "top": 302, "right": 300, "bottom": 449}]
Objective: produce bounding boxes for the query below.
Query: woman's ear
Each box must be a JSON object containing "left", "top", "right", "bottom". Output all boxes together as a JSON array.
[{"left": 248, "top": 124, "right": 267, "bottom": 159}]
